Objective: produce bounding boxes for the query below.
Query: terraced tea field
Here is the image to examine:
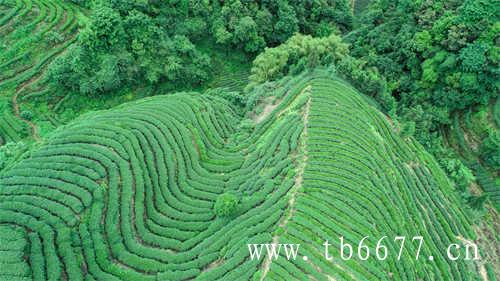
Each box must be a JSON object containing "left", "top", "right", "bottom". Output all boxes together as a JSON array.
[
  {"left": 0, "top": 71, "right": 489, "bottom": 280},
  {"left": 0, "top": 0, "right": 82, "bottom": 145}
]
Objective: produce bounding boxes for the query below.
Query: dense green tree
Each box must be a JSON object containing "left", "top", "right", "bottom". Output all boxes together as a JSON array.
[
  {"left": 273, "top": 0, "right": 299, "bottom": 43},
  {"left": 49, "top": 0, "right": 354, "bottom": 95},
  {"left": 443, "top": 158, "right": 476, "bottom": 192},
  {"left": 48, "top": 2, "right": 211, "bottom": 95},
  {"left": 347, "top": 0, "right": 498, "bottom": 145},
  {"left": 459, "top": 42, "right": 488, "bottom": 72},
  {"left": 233, "top": 16, "right": 265, "bottom": 53},
  {"left": 459, "top": 0, "right": 496, "bottom": 25}
]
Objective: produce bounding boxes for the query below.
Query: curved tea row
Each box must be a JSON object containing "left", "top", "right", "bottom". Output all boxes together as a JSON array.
[
  {"left": 0, "top": 73, "right": 485, "bottom": 280},
  {"left": 0, "top": 0, "right": 80, "bottom": 143},
  {"left": 265, "top": 76, "right": 480, "bottom": 280}
]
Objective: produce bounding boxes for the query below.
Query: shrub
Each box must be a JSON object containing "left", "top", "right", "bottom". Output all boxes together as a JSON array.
[
  {"left": 442, "top": 158, "right": 475, "bottom": 193},
  {"left": 20, "top": 110, "right": 33, "bottom": 121},
  {"left": 480, "top": 130, "right": 500, "bottom": 170},
  {"left": 467, "top": 194, "right": 488, "bottom": 210},
  {"left": 214, "top": 193, "right": 239, "bottom": 217},
  {"left": 45, "top": 31, "right": 64, "bottom": 45}
]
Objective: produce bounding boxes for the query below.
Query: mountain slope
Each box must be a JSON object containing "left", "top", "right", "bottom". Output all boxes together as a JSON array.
[
  {"left": 0, "top": 72, "right": 485, "bottom": 280},
  {"left": 0, "top": 0, "right": 82, "bottom": 144}
]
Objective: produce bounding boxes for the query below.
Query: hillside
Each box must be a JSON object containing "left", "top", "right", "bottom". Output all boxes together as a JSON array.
[
  {"left": 0, "top": 72, "right": 489, "bottom": 280},
  {"left": 0, "top": 0, "right": 83, "bottom": 144},
  {"left": 445, "top": 99, "right": 500, "bottom": 210}
]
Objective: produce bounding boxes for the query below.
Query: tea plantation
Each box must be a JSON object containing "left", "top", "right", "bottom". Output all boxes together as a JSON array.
[
  {"left": 0, "top": 72, "right": 488, "bottom": 280},
  {"left": 0, "top": 0, "right": 498, "bottom": 279},
  {"left": 0, "top": 0, "right": 82, "bottom": 144}
]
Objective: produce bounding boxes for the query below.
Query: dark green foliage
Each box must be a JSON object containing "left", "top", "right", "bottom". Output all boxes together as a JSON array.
[
  {"left": 48, "top": 0, "right": 354, "bottom": 96},
  {"left": 459, "top": 0, "right": 497, "bottom": 24},
  {"left": 480, "top": 131, "right": 500, "bottom": 170},
  {"left": 467, "top": 194, "right": 488, "bottom": 210},
  {"left": 48, "top": 2, "right": 211, "bottom": 95},
  {"left": 273, "top": 0, "right": 299, "bottom": 43},
  {"left": 211, "top": 0, "right": 352, "bottom": 51},
  {"left": 214, "top": 193, "right": 239, "bottom": 217},
  {"left": 459, "top": 42, "right": 489, "bottom": 72},
  {"left": 442, "top": 158, "right": 476, "bottom": 193},
  {"left": 347, "top": 0, "right": 499, "bottom": 144},
  {"left": 20, "top": 110, "right": 33, "bottom": 121}
]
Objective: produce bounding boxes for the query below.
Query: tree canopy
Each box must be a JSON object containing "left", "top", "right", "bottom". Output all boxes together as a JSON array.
[
  {"left": 48, "top": 0, "right": 354, "bottom": 96},
  {"left": 346, "top": 0, "right": 498, "bottom": 145}
]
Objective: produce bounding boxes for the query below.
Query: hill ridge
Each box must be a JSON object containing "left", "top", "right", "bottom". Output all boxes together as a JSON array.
[{"left": 0, "top": 74, "right": 484, "bottom": 280}]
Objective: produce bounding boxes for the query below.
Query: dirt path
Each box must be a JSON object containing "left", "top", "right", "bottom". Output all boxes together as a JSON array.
[
  {"left": 254, "top": 96, "right": 280, "bottom": 123},
  {"left": 457, "top": 235, "right": 491, "bottom": 281},
  {"left": 472, "top": 207, "right": 500, "bottom": 281},
  {"left": 8, "top": 36, "right": 77, "bottom": 143},
  {"left": 12, "top": 91, "right": 40, "bottom": 141},
  {"left": 10, "top": 59, "right": 51, "bottom": 142},
  {"left": 259, "top": 96, "right": 311, "bottom": 280}
]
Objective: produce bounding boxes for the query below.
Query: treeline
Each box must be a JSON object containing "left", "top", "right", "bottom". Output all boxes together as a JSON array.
[
  {"left": 247, "top": 34, "right": 393, "bottom": 111},
  {"left": 50, "top": 0, "right": 353, "bottom": 95}
]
